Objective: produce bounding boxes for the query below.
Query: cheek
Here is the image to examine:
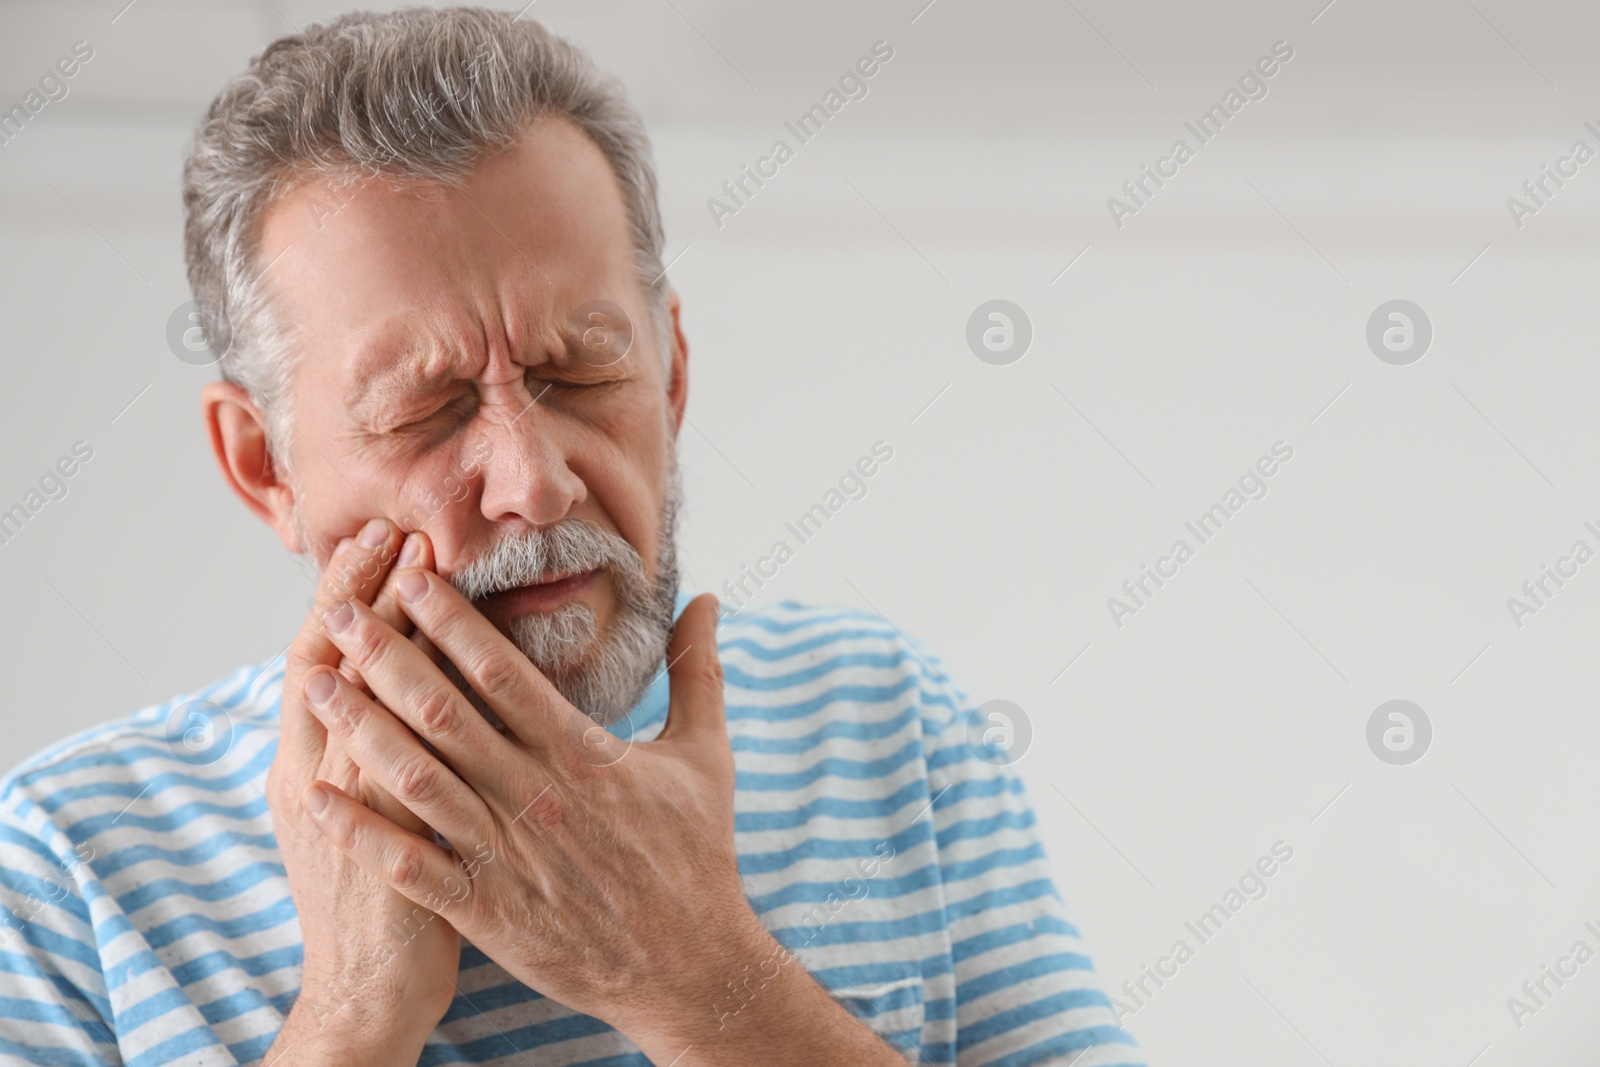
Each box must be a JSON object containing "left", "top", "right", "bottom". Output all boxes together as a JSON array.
[
  {"left": 390, "top": 451, "right": 488, "bottom": 547},
  {"left": 287, "top": 457, "right": 393, "bottom": 563},
  {"left": 294, "top": 442, "right": 476, "bottom": 562},
  {"left": 286, "top": 374, "right": 403, "bottom": 549},
  {"left": 561, "top": 394, "right": 672, "bottom": 560}
]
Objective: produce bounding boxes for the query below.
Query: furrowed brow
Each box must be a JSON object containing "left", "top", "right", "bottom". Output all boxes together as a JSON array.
[{"left": 343, "top": 333, "right": 458, "bottom": 414}]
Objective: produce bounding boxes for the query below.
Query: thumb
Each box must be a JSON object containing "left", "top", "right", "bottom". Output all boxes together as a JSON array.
[{"left": 658, "top": 594, "right": 726, "bottom": 743}]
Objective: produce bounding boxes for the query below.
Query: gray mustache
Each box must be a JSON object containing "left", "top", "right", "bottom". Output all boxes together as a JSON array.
[{"left": 448, "top": 519, "right": 644, "bottom": 603}]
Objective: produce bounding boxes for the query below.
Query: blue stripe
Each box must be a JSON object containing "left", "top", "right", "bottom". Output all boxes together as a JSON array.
[{"left": 0, "top": 598, "right": 1143, "bottom": 1065}]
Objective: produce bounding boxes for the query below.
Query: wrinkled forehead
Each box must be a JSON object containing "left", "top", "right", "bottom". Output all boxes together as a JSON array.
[
  {"left": 337, "top": 295, "right": 637, "bottom": 418},
  {"left": 255, "top": 117, "right": 642, "bottom": 398}
]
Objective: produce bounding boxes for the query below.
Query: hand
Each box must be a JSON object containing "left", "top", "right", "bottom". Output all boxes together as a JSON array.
[
  {"left": 298, "top": 576, "right": 780, "bottom": 1047},
  {"left": 262, "top": 522, "right": 460, "bottom": 1065}
]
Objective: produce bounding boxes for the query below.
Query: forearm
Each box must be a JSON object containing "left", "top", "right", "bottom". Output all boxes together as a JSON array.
[{"left": 621, "top": 930, "right": 909, "bottom": 1067}]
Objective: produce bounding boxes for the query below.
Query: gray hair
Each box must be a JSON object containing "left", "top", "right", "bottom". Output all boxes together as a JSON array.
[{"left": 182, "top": 6, "right": 673, "bottom": 472}]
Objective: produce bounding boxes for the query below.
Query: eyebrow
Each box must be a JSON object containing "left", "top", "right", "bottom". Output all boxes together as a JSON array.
[
  {"left": 341, "top": 330, "right": 461, "bottom": 415},
  {"left": 340, "top": 311, "right": 606, "bottom": 416}
]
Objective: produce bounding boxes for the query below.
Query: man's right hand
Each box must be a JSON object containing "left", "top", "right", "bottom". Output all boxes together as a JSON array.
[{"left": 262, "top": 519, "right": 460, "bottom": 1065}]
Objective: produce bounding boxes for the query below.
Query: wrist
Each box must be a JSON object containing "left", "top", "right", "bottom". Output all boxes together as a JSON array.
[
  {"left": 620, "top": 927, "right": 910, "bottom": 1067},
  {"left": 275, "top": 984, "right": 437, "bottom": 1065},
  {"left": 619, "top": 918, "right": 802, "bottom": 1061}
]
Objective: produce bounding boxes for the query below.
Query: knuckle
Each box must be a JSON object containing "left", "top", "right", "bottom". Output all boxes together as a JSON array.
[
  {"left": 285, "top": 644, "right": 316, "bottom": 679},
  {"left": 421, "top": 593, "right": 464, "bottom": 635},
  {"left": 315, "top": 808, "right": 355, "bottom": 850},
  {"left": 388, "top": 842, "right": 425, "bottom": 890},
  {"left": 391, "top": 757, "right": 440, "bottom": 807},
  {"left": 304, "top": 674, "right": 360, "bottom": 737},
  {"left": 341, "top": 615, "right": 388, "bottom": 671},
  {"left": 321, "top": 694, "right": 361, "bottom": 739},
  {"left": 469, "top": 649, "right": 520, "bottom": 696},
  {"left": 411, "top": 686, "right": 458, "bottom": 737}
]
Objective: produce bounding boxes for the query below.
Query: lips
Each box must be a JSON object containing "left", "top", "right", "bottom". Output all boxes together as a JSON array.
[{"left": 481, "top": 567, "right": 599, "bottom": 615}]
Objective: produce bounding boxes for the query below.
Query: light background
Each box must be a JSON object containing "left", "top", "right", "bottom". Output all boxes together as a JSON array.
[{"left": 2, "top": 1, "right": 1599, "bottom": 1063}]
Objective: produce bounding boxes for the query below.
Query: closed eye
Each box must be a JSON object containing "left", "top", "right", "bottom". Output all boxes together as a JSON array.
[
  {"left": 525, "top": 367, "right": 623, "bottom": 392},
  {"left": 391, "top": 392, "right": 478, "bottom": 436}
]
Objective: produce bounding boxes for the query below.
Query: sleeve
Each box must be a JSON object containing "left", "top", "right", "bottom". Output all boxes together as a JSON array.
[
  {"left": 0, "top": 791, "right": 119, "bottom": 1067},
  {"left": 914, "top": 655, "right": 1145, "bottom": 1067}
]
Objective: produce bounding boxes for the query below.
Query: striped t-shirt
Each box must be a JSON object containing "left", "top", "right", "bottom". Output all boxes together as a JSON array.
[{"left": 0, "top": 594, "right": 1143, "bottom": 1066}]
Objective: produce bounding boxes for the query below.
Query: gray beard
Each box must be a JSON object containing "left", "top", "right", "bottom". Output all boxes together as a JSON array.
[{"left": 444, "top": 470, "right": 682, "bottom": 727}]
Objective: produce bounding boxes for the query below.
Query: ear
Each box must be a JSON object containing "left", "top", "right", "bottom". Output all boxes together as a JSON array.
[
  {"left": 201, "top": 380, "right": 302, "bottom": 553},
  {"left": 663, "top": 289, "right": 689, "bottom": 437}
]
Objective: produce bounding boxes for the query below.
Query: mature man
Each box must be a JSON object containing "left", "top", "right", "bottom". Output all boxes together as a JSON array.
[{"left": 0, "top": 9, "right": 1142, "bottom": 1065}]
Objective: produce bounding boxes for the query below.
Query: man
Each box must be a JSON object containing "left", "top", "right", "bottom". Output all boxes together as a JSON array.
[{"left": 0, "top": 8, "right": 1143, "bottom": 1065}]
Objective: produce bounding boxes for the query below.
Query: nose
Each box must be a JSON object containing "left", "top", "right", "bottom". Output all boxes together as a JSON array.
[{"left": 473, "top": 391, "right": 587, "bottom": 527}]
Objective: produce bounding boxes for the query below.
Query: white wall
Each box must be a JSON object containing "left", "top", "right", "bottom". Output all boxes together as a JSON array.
[{"left": 3, "top": 1, "right": 1600, "bottom": 1063}]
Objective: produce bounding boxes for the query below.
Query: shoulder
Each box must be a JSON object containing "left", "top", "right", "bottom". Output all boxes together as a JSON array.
[
  {"left": 715, "top": 598, "right": 940, "bottom": 678},
  {"left": 0, "top": 658, "right": 286, "bottom": 844},
  {"left": 713, "top": 599, "right": 972, "bottom": 738}
]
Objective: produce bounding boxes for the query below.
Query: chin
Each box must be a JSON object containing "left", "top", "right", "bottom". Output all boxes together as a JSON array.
[{"left": 464, "top": 595, "right": 661, "bottom": 727}]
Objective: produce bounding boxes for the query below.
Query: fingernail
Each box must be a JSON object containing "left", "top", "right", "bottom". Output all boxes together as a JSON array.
[
  {"left": 322, "top": 601, "right": 353, "bottom": 633},
  {"left": 305, "top": 670, "right": 337, "bottom": 705},
  {"left": 397, "top": 570, "right": 429, "bottom": 603},
  {"left": 305, "top": 783, "right": 330, "bottom": 815},
  {"left": 397, "top": 533, "right": 421, "bottom": 568},
  {"left": 358, "top": 519, "right": 388, "bottom": 549}
]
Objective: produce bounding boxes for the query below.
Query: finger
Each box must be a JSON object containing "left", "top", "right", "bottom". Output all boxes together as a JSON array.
[
  {"left": 302, "top": 666, "right": 489, "bottom": 840},
  {"left": 340, "top": 531, "right": 434, "bottom": 691},
  {"left": 320, "top": 728, "right": 434, "bottom": 840},
  {"left": 398, "top": 542, "right": 454, "bottom": 678},
  {"left": 656, "top": 594, "right": 727, "bottom": 744},
  {"left": 369, "top": 532, "right": 433, "bottom": 646},
  {"left": 318, "top": 596, "right": 513, "bottom": 776},
  {"left": 411, "top": 627, "right": 448, "bottom": 671},
  {"left": 330, "top": 531, "right": 435, "bottom": 838},
  {"left": 303, "top": 780, "right": 476, "bottom": 917},
  {"left": 336, "top": 529, "right": 439, "bottom": 835},
  {"left": 299, "top": 519, "right": 404, "bottom": 658},
  {"left": 282, "top": 519, "right": 403, "bottom": 767},
  {"left": 393, "top": 568, "right": 585, "bottom": 749}
]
